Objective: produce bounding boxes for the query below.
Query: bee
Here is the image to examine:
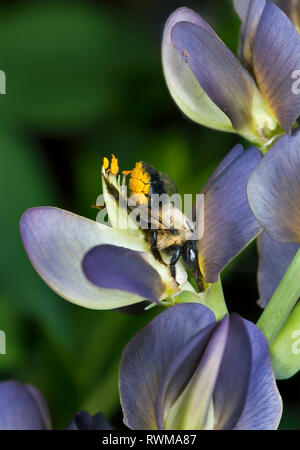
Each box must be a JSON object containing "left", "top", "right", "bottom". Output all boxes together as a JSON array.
[
  {"left": 102, "top": 157, "right": 204, "bottom": 291},
  {"left": 126, "top": 161, "right": 204, "bottom": 291}
]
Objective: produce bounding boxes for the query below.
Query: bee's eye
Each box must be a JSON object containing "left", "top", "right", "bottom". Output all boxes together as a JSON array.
[{"left": 188, "top": 247, "right": 197, "bottom": 263}]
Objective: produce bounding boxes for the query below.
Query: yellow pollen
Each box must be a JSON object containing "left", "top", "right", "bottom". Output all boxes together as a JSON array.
[
  {"left": 110, "top": 154, "right": 119, "bottom": 175},
  {"left": 143, "top": 183, "right": 150, "bottom": 195},
  {"left": 127, "top": 162, "right": 151, "bottom": 205},
  {"left": 133, "top": 162, "right": 150, "bottom": 184},
  {"left": 103, "top": 157, "right": 109, "bottom": 170},
  {"left": 129, "top": 177, "right": 145, "bottom": 194},
  {"left": 103, "top": 154, "right": 119, "bottom": 176},
  {"left": 129, "top": 162, "right": 150, "bottom": 192}
]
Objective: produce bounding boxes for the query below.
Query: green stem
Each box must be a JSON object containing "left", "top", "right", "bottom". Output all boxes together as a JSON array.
[
  {"left": 257, "top": 247, "right": 300, "bottom": 345},
  {"left": 175, "top": 277, "right": 228, "bottom": 321},
  {"left": 204, "top": 278, "right": 228, "bottom": 320}
]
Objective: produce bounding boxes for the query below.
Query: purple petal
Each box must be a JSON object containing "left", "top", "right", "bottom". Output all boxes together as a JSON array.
[
  {"left": 213, "top": 314, "right": 252, "bottom": 429},
  {"left": 162, "top": 7, "right": 233, "bottom": 132},
  {"left": 119, "top": 303, "right": 216, "bottom": 430},
  {"left": 233, "top": 319, "right": 282, "bottom": 429},
  {"left": 233, "top": 0, "right": 251, "bottom": 20},
  {"left": 253, "top": 1, "right": 300, "bottom": 132},
  {"left": 156, "top": 318, "right": 228, "bottom": 430},
  {"left": 82, "top": 245, "right": 165, "bottom": 303},
  {"left": 66, "top": 411, "right": 93, "bottom": 430},
  {"left": 198, "top": 146, "right": 262, "bottom": 283},
  {"left": 248, "top": 128, "right": 300, "bottom": 243},
  {"left": 0, "top": 381, "right": 51, "bottom": 430},
  {"left": 257, "top": 231, "right": 300, "bottom": 308},
  {"left": 92, "top": 413, "right": 113, "bottom": 430},
  {"left": 171, "top": 19, "right": 256, "bottom": 131},
  {"left": 273, "top": 0, "right": 300, "bottom": 28},
  {"left": 66, "top": 411, "right": 112, "bottom": 430},
  {"left": 164, "top": 6, "right": 218, "bottom": 40},
  {"left": 202, "top": 144, "right": 244, "bottom": 194},
  {"left": 238, "top": 0, "right": 266, "bottom": 70},
  {"left": 20, "top": 207, "right": 154, "bottom": 309}
]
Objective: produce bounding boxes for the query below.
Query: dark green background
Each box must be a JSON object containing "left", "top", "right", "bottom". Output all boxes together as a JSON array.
[{"left": 0, "top": 0, "right": 298, "bottom": 429}]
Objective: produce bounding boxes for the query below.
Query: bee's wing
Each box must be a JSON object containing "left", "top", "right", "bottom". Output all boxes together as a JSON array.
[{"left": 128, "top": 202, "right": 172, "bottom": 230}]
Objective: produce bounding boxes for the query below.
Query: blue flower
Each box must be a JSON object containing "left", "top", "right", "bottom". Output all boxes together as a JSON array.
[
  {"left": 163, "top": 2, "right": 300, "bottom": 147},
  {"left": 0, "top": 380, "right": 51, "bottom": 430},
  {"left": 236, "top": 0, "right": 300, "bottom": 33},
  {"left": 0, "top": 380, "right": 110, "bottom": 430},
  {"left": 248, "top": 127, "right": 300, "bottom": 305},
  {"left": 119, "top": 303, "right": 282, "bottom": 430},
  {"left": 19, "top": 147, "right": 261, "bottom": 310}
]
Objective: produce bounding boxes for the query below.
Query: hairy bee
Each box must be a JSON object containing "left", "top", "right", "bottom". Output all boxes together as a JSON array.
[
  {"left": 101, "top": 156, "right": 203, "bottom": 291},
  {"left": 126, "top": 161, "right": 204, "bottom": 291}
]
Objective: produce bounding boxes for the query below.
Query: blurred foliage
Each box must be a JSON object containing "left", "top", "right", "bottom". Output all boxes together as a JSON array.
[{"left": 0, "top": 0, "right": 299, "bottom": 429}]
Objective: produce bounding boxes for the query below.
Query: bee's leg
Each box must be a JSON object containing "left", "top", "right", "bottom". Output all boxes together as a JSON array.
[
  {"left": 192, "top": 267, "right": 204, "bottom": 292},
  {"left": 170, "top": 247, "right": 182, "bottom": 281},
  {"left": 182, "top": 241, "right": 204, "bottom": 292},
  {"left": 91, "top": 204, "right": 105, "bottom": 210}
]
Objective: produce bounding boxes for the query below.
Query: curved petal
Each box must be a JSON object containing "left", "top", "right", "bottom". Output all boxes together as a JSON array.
[
  {"left": 66, "top": 411, "right": 112, "bottom": 430},
  {"left": 119, "top": 303, "right": 216, "bottom": 430},
  {"left": 248, "top": 128, "right": 300, "bottom": 243},
  {"left": 25, "top": 384, "right": 52, "bottom": 430},
  {"left": 238, "top": 0, "right": 266, "bottom": 70},
  {"left": 91, "top": 412, "right": 113, "bottom": 430},
  {"left": 66, "top": 411, "right": 93, "bottom": 430},
  {"left": 0, "top": 381, "right": 51, "bottom": 430},
  {"left": 274, "top": 0, "right": 300, "bottom": 31},
  {"left": 233, "top": 319, "right": 283, "bottom": 429},
  {"left": 201, "top": 144, "right": 244, "bottom": 194},
  {"left": 82, "top": 245, "right": 165, "bottom": 303},
  {"left": 170, "top": 14, "right": 257, "bottom": 131},
  {"left": 233, "top": 0, "right": 251, "bottom": 20},
  {"left": 274, "top": 0, "right": 294, "bottom": 16},
  {"left": 213, "top": 314, "right": 252, "bottom": 429},
  {"left": 20, "top": 207, "right": 157, "bottom": 310},
  {"left": 162, "top": 7, "right": 235, "bottom": 132},
  {"left": 157, "top": 318, "right": 228, "bottom": 430},
  {"left": 257, "top": 231, "right": 300, "bottom": 308},
  {"left": 253, "top": 1, "right": 300, "bottom": 132},
  {"left": 198, "top": 147, "right": 262, "bottom": 283}
]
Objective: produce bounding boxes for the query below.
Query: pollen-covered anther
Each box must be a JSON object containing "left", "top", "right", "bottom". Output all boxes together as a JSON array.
[
  {"left": 109, "top": 154, "right": 119, "bottom": 175},
  {"left": 133, "top": 162, "right": 151, "bottom": 184},
  {"left": 103, "top": 157, "right": 109, "bottom": 170},
  {"left": 103, "top": 154, "right": 119, "bottom": 176},
  {"left": 129, "top": 178, "right": 144, "bottom": 193},
  {"left": 129, "top": 162, "right": 151, "bottom": 195},
  {"left": 128, "top": 162, "right": 151, "bottom": 205}
]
